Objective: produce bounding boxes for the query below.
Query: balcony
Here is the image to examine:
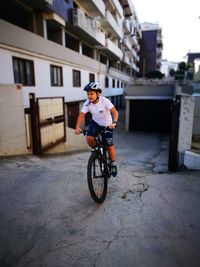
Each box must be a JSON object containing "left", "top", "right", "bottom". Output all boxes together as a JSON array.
[
  {"left": 131, "top": 62, "right": 137, "bottom": 70},
  {"left": 156, "top": 58, "right": 162, "bottom": 64},
  {"left": 45, "top": 0, "right": 53, "bottom": 4},
  {"left": 132, "top": 35, "right": 138, "bottom": 46},
  {"left": 44, "top": 12, "right": 65, "bottom": 26},
  {"left": 75, "top": 0, "right": 105, "bottom": 17},
  {"left": 157, "top": 35, "right": 163, "bottom": 43},
  {"left": 123, "top": 19, "right": 131, "bottom": 34},
  {"left": 123, "top": 37, "right": 132, "bottom": 51},
  {"left": 72, "top": 8, "right": 105, "bottom": 46},
  {"left": 135, "top": 22, "right": 142, "bottom": 39},
  {"left": 102, "top": 38, "right": 123, "bottom": 59},
  {"left": 121, "top": 0, "right": 134, "bottom": 16},
  {"left": 157, "top": 47, "right": 162, "bottom": 54},
  {"left": 122, "top": 53, "right": 130, "bottom": 65},
  {"left": 131, "top": 48, "right": 137, "bottom": 58},
  {"left": 22, "top": 0, "right": 53, "bottom": 9},
  {"left": 111, "top": 0, "right": 124, "bottom": 18},
  {"left": 101, "top": 10, "right": 123, "bottom": 39}
]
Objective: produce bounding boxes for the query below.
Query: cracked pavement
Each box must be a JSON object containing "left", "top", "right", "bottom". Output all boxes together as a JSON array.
[{"left": 0, "top": 128, "right": 200, "bottom": 267}]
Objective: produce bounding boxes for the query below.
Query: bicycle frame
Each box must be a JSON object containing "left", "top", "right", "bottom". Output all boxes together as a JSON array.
[{"left": 91, "top": 130, "right": 111, "bottom": 178}]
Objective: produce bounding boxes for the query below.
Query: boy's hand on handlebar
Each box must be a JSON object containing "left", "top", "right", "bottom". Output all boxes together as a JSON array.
[
  {"left": 75, "top": 127, "right": 82, "bottom": 135},
  {"left": 109, "top": 123, "right": 117, "bottom": 129}
]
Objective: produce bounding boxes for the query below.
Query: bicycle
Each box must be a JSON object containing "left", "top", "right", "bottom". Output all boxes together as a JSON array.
[{"left": 82, "top": 127, "right": 112, "bottom": 204}]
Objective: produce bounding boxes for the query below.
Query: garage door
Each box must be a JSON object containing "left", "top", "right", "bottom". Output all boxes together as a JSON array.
[{"left": 129, "top": 99, "right": 172, "bottom": 132}]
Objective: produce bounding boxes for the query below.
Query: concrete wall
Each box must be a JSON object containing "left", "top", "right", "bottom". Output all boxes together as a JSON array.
[
  {"left": 0, "top": 84, "right": 29, "bottom": 156},
  {"left": 125, "top": 84, "right": 175, "bottom": 97},
  {"left": 45, "top": 127, "right": 89, "bottom": 154},
  {"left": 178, "top": 96, "right": 195, "bottom": 153},
  {"left": 0, "top": 84, "right": 90, "bottom": 156}
]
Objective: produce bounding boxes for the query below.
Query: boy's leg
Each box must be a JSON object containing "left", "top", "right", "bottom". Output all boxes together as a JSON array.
[
  {"left": 86, "top": 136, "right": 96, "bottom": 147},
  {"left": 107, "top": 145, "right": 118, "bottom": 177},
  {"left": 86, "top": 120, "right": 98, "bottom": 148},
  {"left": 106, "top": 145, "right": 116, "bottom": 161}
]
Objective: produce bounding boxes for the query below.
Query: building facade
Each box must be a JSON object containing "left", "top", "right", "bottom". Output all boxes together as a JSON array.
[
  {"left": 161, "top": 59, "right": 178, "bottom": 78},
  {"left": 139, "top": 22, "right": 163, "bottom": 77},
  {"left": 0, "top": 0, "right": 141, "bottom": 129}
]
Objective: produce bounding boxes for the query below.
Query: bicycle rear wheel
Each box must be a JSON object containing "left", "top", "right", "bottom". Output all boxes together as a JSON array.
[{"left": 87, "top": 152, "right": 107, "bottom": 203}]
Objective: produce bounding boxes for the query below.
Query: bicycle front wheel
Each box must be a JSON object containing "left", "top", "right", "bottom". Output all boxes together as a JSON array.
[{"left": 87, "top": 152, "right": 107, "bottom": 203}]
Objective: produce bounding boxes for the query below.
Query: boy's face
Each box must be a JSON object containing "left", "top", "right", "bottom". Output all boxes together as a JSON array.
[{"left": 87, "top": 91, "right": 100, "bottom": 102}]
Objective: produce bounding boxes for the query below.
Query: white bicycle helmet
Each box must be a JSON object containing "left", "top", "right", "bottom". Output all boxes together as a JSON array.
[{"left": 83, "top": 82, "right": 102, "bottom": 93}]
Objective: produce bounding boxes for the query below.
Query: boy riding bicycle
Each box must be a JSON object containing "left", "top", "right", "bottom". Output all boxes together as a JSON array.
[{"left": 75, "top": 82, "right": 118, "bottom": 177}]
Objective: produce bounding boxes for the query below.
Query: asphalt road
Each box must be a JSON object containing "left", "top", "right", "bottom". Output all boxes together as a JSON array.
[{"left": 0, "top": 128, "right": 200, "bottom": 267}]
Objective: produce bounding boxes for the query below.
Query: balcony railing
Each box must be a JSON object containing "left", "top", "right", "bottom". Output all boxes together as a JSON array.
[
  {"left": 131, "top": 62, "right": 137, "bottom": 70},
  {"left": 75, "top": 0, "right": 105, "bottom": 17},
  {"left": 123, "top": 19, "right": 131, "bottom": 34},
  {"left": 45, "top": 0, "right": 53, "bottom": 5},
  {"left": 101, "top": 10, "right": 123, "bottom": 39},
  {"left": 123, "top": 0, "right": 134, "bottom": 16},
  {"left": 131, "top": 48, "right": 137, "bottom": 58},
  {"left": 124, "top": 37, "right": 132, "bottom": 51},
  {"left": 122, "top": 53, "right": 130, "bottom": 65},
  {"left": 105, "top": 38, "right": 123, "bottom": 59},
  {"left": 112, "top": 0, "right": 123, "bottom": 18},
  {"left": 72, "top": 8, "right": 105, "bottom": 46}
]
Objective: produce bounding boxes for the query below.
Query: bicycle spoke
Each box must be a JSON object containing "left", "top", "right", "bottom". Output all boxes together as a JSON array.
[{"left": 87, "top": 152, "right": 107, "bottom": 203}]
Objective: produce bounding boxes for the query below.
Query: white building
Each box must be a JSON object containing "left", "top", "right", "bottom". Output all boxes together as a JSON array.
[
  {"left": 161, "top": 59, "right": 178, "bottom": 78},
  {"left": 0, "top": 0, "right": 143, "bottom": 155},
  {"left": 0, "top": 0, "right": 141, "bottom": 128}
]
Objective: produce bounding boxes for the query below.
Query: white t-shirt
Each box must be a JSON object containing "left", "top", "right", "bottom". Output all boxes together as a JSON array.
[{"left": 81, "top": 96, "right": 114, "bottom": 126}]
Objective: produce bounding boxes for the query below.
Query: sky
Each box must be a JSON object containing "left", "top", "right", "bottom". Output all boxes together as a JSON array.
[{"left": 133, "top": 0, "right": 200, "bottom": 63}]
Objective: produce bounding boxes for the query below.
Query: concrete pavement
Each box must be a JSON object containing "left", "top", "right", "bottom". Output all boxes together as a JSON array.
[{"left": 0, "top": 127, "right": 200, "bottom": 267}]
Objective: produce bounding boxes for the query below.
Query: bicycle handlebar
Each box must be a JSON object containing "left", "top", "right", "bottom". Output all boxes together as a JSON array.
[{"left": 81, "top": 126, "right": 112, "bottom": 136}]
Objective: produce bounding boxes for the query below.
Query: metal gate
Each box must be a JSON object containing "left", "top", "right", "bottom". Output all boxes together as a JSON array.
[
  {"left": 29, "top": 93, "right": 66, "bottom": 155},
  {"left": 168, "top": 95, "right": 181, "bottom": 172}
]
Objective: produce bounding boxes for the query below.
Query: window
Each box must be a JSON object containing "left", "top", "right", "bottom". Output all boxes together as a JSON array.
[
  {"left": 112, "top": 79, "right": 115, "bottom": 88},
  {"left": 65, "top": 32, "right": 79, "bottom": 52},
  {"left": 105, "top": 76, "right": 109, "bottom": 88},
  {"left": 89, "top": 73, "right": 95, "bottom": 83},
  {"left": 117, "top": 80, "right": 120, "bottom": 88},
  {"left": 100, "top": 54, "right": 107, "bottom": 65},
  {"left": 82, "top": 43, "right": 94, "bottom": 59},
  {"left": 13, "top": 57, "right": 35, "bottom": 86},
  {"left": 73, "top": 69, "right": 81, "bottom": 87},
  {"left": 50, "top": 65, "right": 63, "bottom": 86}
]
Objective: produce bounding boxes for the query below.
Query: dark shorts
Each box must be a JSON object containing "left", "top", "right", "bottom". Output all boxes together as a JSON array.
[{"left": 87, "top": 120, "right": 113, "bottom": 147}]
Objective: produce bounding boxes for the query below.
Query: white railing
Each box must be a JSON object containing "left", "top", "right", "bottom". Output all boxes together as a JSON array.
[
  {"left": 102, "top": 10, "right": 123, "bottom": 39},
  {"left": 124, "top": 37, "right": 132, "bottom": 51},
  {"left": 123, "top": 53, "right": 130, "bottom": 65},
  {"left": 112, "top": 0, "right": 124, "bottom": 17},
  {"left": 91, "top": 0, "right": 105, "bottom": 16},
  {"left": 73, "top": 8, "right": 105, "bottom": 46},
  {"left": 106, "top": 38, "right": 123, "bottom": 59},
  {"left": 45, "top": 0, "right": 53, "bottom": 5},
  {"left": 123, "top": 19, "right": 131, "bottom": 34}
]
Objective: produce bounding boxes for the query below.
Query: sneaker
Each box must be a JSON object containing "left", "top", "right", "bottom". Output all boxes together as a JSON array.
[{"left": 111, "top": 165, "right": 118, "bottom": 177}]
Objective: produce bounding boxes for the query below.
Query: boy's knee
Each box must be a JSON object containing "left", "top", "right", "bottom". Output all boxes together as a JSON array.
[
  {"left": 86, "top": 136, "right": 94, "bottom": 143},
  {"left": 105, "top": 138, "right": 113, "bottom": 146}
]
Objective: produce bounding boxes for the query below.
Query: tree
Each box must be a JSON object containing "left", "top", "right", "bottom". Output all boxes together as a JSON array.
[
  {"left": 178, "top": 61, "right": 187, "bottom": 72},
  {"left": 169, "top": 69, "right": 176, "bottom": 77},
  {"left": 175, "top": 61, "right": 191, "bottom": 80},
  {"left": 146, "top": 70, "right": 165, "bottom": 79}
]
